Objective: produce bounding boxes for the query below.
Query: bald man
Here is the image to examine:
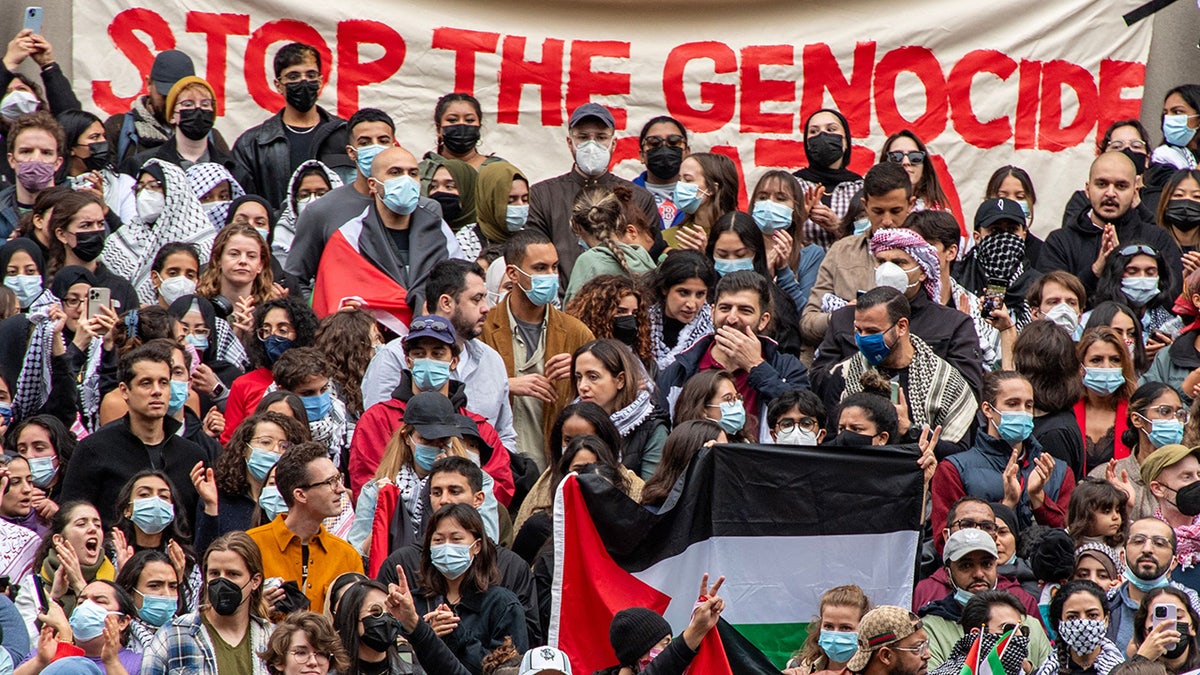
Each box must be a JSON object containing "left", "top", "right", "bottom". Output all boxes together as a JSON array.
[{"left": 1039, "top": 151, "right": 1181, "bottom": 295}]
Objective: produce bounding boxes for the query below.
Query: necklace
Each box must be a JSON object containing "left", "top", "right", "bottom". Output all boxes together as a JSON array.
[{"left": 284, "top": 122, "right": 316, "bottom": 135}]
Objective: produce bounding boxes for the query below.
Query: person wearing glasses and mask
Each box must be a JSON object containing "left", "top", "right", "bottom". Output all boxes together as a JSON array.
[
  {"left": 918, "top": 530, "right": 1051, "bottom": 670},
  {"left": 1141, "top": 446, "right": 1200, "bottom": 593},
  {"left": 632, "top": 115, "right": 690, "bottom": 230},
  {"left": 248, "top": 441, "right": 363, "bottom": 614},
  {"left": 127, "top": 76, "right": 241, "bottom": 185},
  {"left": 1105, "top": 517, "right": 1200, "bottom": 652}
]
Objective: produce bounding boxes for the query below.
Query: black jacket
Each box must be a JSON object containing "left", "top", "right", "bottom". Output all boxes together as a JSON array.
[
  {"left": 59, "top": 415, "right": 206, "bottom": 528},
  {"left": 413, "top": 583, "right": 528, "bottom": 675},
  {"left": 1033, "top": 408, "right": 1086, "bottom": 481},
  {"left": 1039, "top": 202, "right": 1182, "bottom": 296},
  {"left": 400, "top": 619, "right": 471, "bottom": 675},
  {"left": 378, "top": 541, "right": 541, "bottom": 646},
  {"left": 124, "top": 134, "right": 243, "bottom": 185},
  {"left": 810, "top": 290, "right": 984, "bottom": 398},
  {"left": 231, "top": 106, "right": 351, "bottom": 208},
  {"left": 656, "top": 335, "right": 810, "bottom": 417},
  {"left": 621, "top": 404, "right": 670, "bottom": 478}
]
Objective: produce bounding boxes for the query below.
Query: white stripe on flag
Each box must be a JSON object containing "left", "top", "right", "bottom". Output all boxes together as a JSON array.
[{"left": 631, "top": 532, "right": 917, "bottom": 631}]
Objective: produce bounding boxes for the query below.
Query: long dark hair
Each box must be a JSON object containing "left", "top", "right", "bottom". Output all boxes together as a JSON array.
[
  {"left": 1134, "top": 586, "right": 1200, "bottom": 672},
  {"left": 419, "top": 504, "right": 500, "bottom": 597},
  {"left": 35, "top": 501, "right": 101, "bottom": 575},
  {"left": 571, "top": 339, "right": 646, "bottom": 413},
  {"left": 1014, "top": 321, "right": 1085, "bottom": 412},
  {"left": 985, "top": 166, "right": 1037, "bottom": 207},
  {"left": 333, "top": 580, "right": 395, "bottom": 675},
  {"left": 749, "top": 169, "right": 810, "bottom": 252},
  {"left": 1093, "top": 243, "right": 1173, "bottom": 313},
  {"left": 111, "top": 470, "right": 198, "bottom": 603},
  {"left": 1085, "top": 302, "right": 1148, "bottom": 374},
  {"left": 1050, "top": 579, "right": 1110, "bottom": 673},
  {"left": 556, "top": 434, "right": 628, "bottom": 496},
  {"left": 646, "top": 249, "right": 717, "bottom": 308},
  {"left": 641, "top": 420, "right": 723, "bottom": 507},
  {"left": 705, "top": 211, "right": 769, "bottom": 279},
  {"left": 880, "top": 129, "right": 949, "bottom": 208},
  {"left": 1124, "top": 382, "right": 1179, "bottom": 450},
  {"left": 547, "top": 402, "right": 623, "bottom": 471},
  {"left": 114, "top": 549, "right": 182, "bottom": 619},
  {"left": 4, "top": 414, "right": 75, "bottom": 495},
  {"left": 215, "top": 412, "right": 310, "bottom": 497},
  {"left": 1066, "top": 478, "right": 1127, "bottom": 549}
]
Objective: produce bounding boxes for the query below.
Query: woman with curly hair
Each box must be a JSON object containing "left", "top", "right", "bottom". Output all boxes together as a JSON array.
[
  {"left": 564, "top": 274, "right": 654, "bottom": 374},
  {"left": 260, "top": 610, "right": 350, "bottom": 675},
  {"left": 192, "top": 411, "right": 309, "bottom": 554},
  {"left": 313, "top": 309, "right": 381, "bottom": 421}
]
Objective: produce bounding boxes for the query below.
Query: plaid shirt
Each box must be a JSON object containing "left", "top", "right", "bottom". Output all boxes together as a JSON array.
[
  {"left": 140, "top": 611, "right": 273, "bottom": 675},
  {"left": 795, "top": 177, "right": 864, "bottom": 249}
]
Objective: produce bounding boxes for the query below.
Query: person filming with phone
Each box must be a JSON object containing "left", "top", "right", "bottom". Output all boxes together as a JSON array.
[
  {"left": 1131, "top": 586, "right": 1200, "bottom": 673},
  {"left": 1105, "top": 518, "right": 1200, "bottom": 653}
]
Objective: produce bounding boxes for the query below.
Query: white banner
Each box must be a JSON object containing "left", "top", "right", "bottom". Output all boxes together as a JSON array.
[{"left": 71, "top": 0, "right": 1153, "bottom": 234}]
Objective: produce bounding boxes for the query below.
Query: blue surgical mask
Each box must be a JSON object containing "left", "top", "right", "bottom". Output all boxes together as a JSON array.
[
  {"left": 0, "top": 402, "right": 11, "bottom": 427},
  {"left": 167, "top": 380, "right": 188, "bottom": 415},
  {"left": 1121, "top": 276, "right": 1159, "bottom": 306},
  {"left": 27, "top": 456, "right": 56, "bottom": 488},
  {"left": 853, "top": 218, "right": 871, "bottom": 236},
  {"left": 855, "top": 329, "right": 893, "bottom": 367},
  {"left": 263, "top": 335, "right": 292, "bottom": 365},
  {"left": 992, "top": 409, "right": 1034, "bottom": 445},
  {"left": 355, "top": 144, "right": 387, "bottom": 177},
  {"left": 184, "top": 333, "right": 208, "bottom": 350},
  {"left": 414, "top": 443, "right": 442, "bottom": 471},
  {"left": 1082, "top": 367, "right": 1126, "bottom": 396},
  {"left": 411, "top": 358, "right": 452, "bottom": 392},
  {"left": 130, "top": 496, "right": 175, "bottom": 535},
  {"left": 380, "top": 176, "right": 420, "bottom": 216},
  {"left": 1164, "top": 114, "right": 1198, "bottom": 148},
  {"left": 577, "top": 237, "right": 590, "bottom": 251},
  {"left": 1142, "top": 415, "right": 1185, "bottom": 448},
  {"left": 69, "top": 600, "right": 112, "bottom": 642},
  {"left": 4, "top": 274, "right": 42, "bottom": 307},
  {"left": 430, "top": 542, "right": 475, "bottom": 579},
  {"left": 302, "top": 390, "right": 332, "bottom": 421},
  {"left": 673, "top": 182, "right": 705, "bottom": 214},
  {"left": 136, "top": 591, "right": 177, "bottom": 628},
  {"left": 953, "top": 586, "right": 974, "bottom": 606},
  {"left": 713, "top": 257, "right": 755, "bottom": 277},
  {"left": 751, "top": 200, "right": 792, "bottom": 233},
  {"left": 513, "top": 266, "right": 558, "bottom": 306},
  {"left": 506, "top": 204, "right": 529, "bottom": 232},
  {"left": 716, "top": 400, "right": 745, "bottom": 435},
  {"left": 257, "top": 485, "right": 288, "bottom": 521},
  {"left": 1124, "top": 565, "right": 1169, "bottom": 592},
  {"left": 818, "top": 631, "right": 860, "bottom": 664},
  {"left": 1018, "top": 200, "right": 1031, "bottom": 219},
  {"left": 246, "top": 447, "right": 280, "bottom": 482}
]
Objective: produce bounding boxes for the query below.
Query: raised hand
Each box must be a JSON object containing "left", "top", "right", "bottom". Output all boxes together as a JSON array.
[
  {"left": 918, "top": 426, "right": 942, "bottom": 483},
  {"left": 1027, "top": 453, "right": 1055, "bottom": 508},
  {"left": 1106, "top": 460, "right": 1136, "bottom": 509},
  {"left": 1001, "top": 449, "right": 1021, "bottom": 509},
  {"left": 190, "top": 461, "right": 219, "bottom": 515},
  {"left": 385, "top": 565, "right": 420, "bottom": 632},
  {"left": 674, "top": 224, "right": 708, "bottom": 252},
  {"left": 53, "top": 535, "right": 86, "bottom": 595},
  {"left": 110, "top": 527, "right": 133, "bottom": 569}
]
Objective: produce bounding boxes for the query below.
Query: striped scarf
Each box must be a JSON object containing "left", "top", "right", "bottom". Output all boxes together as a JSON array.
[
  {"left": 649, "top": 302, "right": 713, "bottom": 370},
  {"left": 836, "top": 335, "right": 969, "bottom": 431}
]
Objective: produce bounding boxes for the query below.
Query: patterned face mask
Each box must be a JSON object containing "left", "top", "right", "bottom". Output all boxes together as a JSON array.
[{"left": 1057, "top": 618, "right": 1106, "bottom": 655}]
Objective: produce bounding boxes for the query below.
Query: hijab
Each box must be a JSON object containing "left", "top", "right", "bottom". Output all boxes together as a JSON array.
[
  {"left": 0, "top": 239, "right": 46, "bottom": 281},
  {"left": 794, "top": 108, "right": 862, "bottom": 193},
  {"left": 424, "top": 157, "right": 477, "bottom": 232},
  {"left": 476, "top": 160, "right": 525, "bottom": 243},
  {"left": 48, "top": 265, "right": 97, "bottom": 301}
]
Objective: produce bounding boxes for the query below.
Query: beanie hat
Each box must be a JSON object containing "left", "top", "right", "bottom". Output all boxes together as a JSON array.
[{"left": 610, "top": 607, "right": 672, "bottom": 666}]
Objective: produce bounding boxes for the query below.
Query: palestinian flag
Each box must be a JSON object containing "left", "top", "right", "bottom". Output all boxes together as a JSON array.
[
  {"left": 551, "top": 443, "right": 926, "bottom": 674},
  {"left": 960, "top": 629, "right": 1020, "bottom": 675},
  {"left": 312, "top": 215, "right": 412, "bottom": 335}
]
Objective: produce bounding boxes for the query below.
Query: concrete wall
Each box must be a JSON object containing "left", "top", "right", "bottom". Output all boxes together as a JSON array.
[{"left": 1, "top": 1, "right": 73, "bottom": 83}]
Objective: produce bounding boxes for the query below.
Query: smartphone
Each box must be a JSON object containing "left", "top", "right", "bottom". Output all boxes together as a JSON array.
[
  {"left": 983, "top": 278, "right": 1007, "bottom": 317},
  {"left": 30, "top": 574, "right": 47, "bottom": 613},
  {"left": 889, "top": 381, "right": 900, "bottom": 404},
  {"left": 86, "top": 287, "right": 111, "bottom": 320},
  {"left": 23, "top": 7, "right": 43, "bottom": 34},
  {"left": 1154, "top": 603, "right": 1178, "bottom": 629}
]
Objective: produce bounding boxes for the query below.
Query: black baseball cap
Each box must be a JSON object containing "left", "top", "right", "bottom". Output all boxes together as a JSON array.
[
  {"left": 403, "top": 392, "right": 462, "bottom": 440},
  {"left": 150, "top": 50, "right": 196, "bottom": 95},
  {"left": 568, "top": 103, "right": 614, "bottom": 129},
  {"left": 974, "top": 198, "right": 1026, "bottom": 231},
  {"left": 453, "top": 414, "right": 493, "bottom": 465}
]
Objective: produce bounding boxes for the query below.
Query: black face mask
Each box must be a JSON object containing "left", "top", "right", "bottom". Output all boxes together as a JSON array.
[
  {"left": 612, "top": 314, "right": 639, "bottom": 347},
  {"left": 1121, "top": 148, "right": 1148, "bottom": 176},
  {"left": 806, "top": 132, "right": 845, "bottom": 168},
  {"left": 441, "top": 124, "right": 481, "bottom": 155},
  {"left": 1165, "top": 627, "right": 1192, "bottom": 660},
  {"left": 429, "top": 191, "right": 462, "bottom": 224},
  {"left": 207, "top": 577, "right": 244, "bottom": 616},
  {"left": 360, "top": 614, "right": 400, "bottom": 652},
  {"left": 284, "top": 79, "right": 321, "bottom": 113},
  {"left": 82, "top": 142, "right": 111, "bottom": 171},
  {"left": 829, "top": 430, "right": 876, "bottom": 447},
  {"left": 177, "top": 108, "right": 215, "bottom": 141},
  {"left": 1177, "top": 480, "right": 1200, "bottom": 516},
  {"left": 1165, "top": 199, "right": 1200, "bottom": 232},
  {"left": 72, "top": 230, "right": 107, "bottom": 263},
  {"left": 645, "top": 146, "right": 683, "bottom": 180}
]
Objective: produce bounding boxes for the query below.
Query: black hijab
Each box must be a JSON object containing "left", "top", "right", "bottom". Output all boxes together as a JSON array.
[
  {"left": 794, "top": 108, "right": 862, "bottom": 194},
  {"left": 225, "top": 195, "right": 276, "bottom": 240},
  {"left": 49, "top": 265, "right": 98, "bottom": 301},
  {"left": 0, "top": 239, "right": 46, "bottom": 281},
  {"left": 167, "top": 293, "right": 218, "bottom": 363}
]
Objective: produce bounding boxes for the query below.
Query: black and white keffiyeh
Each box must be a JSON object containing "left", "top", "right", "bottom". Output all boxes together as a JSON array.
[
  {"left": 976, "top": 232, "right": 1026, "bottom": 284},
  {"left": 102, "top": 159, "right": 217, "bottom": 306},
  {"left": 272, "top": 160, "right": 343, "bottom": 267},
  {"left": 932, "top": 630, "right": 1029, "bottom": 675},
  {"left": 609, "top": 389, "right": 654, "bottom": 437},
  {"left": 185, "top": 162, "right": 246, "bottom": 230},
  {"left": 13, "top": 292, "right": 104, "bottom": 430},
  {"left": 649, "top": 301, "right": 713, "bottom": 370}
]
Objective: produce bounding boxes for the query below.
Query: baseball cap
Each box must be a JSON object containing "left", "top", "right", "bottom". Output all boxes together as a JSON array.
[
  {"left": 403, "top": 316, "right": 458, "bottom": 351},
  {"left": 568, "top": 103, "right": 615, "bottom": 129},
  {"left": 973, "top": 198, "right": 1026, "bottom": 231},
  {"left": 519, "top": 646, "right": 573, "bottom": 675},
  {"left": 402, "top": 392, "right": 462, "bottom": 440},
  {"left": 1140, "top": 444, "right": 1200, "bottom": 486},
  {"left": 845, "top": 605, "right": 923, "bottom": 672},
  {"left": 150, "top": 50, "right": 196, "bottom": 95},
  {"left": 943, "top": 528, "right": 998, "bottom": 563}
]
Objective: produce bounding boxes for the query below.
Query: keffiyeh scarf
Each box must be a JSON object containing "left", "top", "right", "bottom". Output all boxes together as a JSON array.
[
  {"left": 976, "top": 232, "right": 1026, "bottom": 284},
  {"left": 129, "top": 96, "right": 171, "bottom": 147},
  {"left": 649, "top": 301, "right": 713, "bottom": 370},
  {"left": 837, "top": 335, "right": 967, "bottom": 430},
  {"left": 13, "top": 292, "right": 104, "bottom": 430},
  {"left": 185, "top": 162, "right": 245, "bottom": 229},
  {"left": 1154, "top": 504, "right": 1200, "bottom": 569},
  {"left": 394, "top": 464, "right": 426, "bottom": 542},
  {"left": 869, "top": 227, "right": 942, "bottom": 302},
  {"left": 102, "top": 159, "right": 216, "bottom": 306},
  {"left": 272, "top": 160, "right": 343, "bottom": 267},
  {"left": 607, "top": 389, "right": 654, "bottom": 437},
  {"left": 931, "top": 630, "right": 1028, "bottom": 675}
]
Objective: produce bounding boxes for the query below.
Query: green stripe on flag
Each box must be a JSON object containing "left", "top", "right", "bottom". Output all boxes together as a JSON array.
[{"left": 733, "top": 622, "right": 810, "bottom": 669}]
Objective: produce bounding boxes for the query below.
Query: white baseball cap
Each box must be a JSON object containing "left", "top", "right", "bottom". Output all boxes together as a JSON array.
[{"left": 519, "top": 647, "right": 573, "bottom": 675}]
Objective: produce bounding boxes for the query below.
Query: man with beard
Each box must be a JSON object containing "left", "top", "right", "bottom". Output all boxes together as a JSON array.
[
  {"left": 845, "top": 605, "right": 931, "bottom": 675},
  {"left": 1039, "top": 152, "right": 1181, "bottom": 296},
  {"left": 1106, "top": 517, "right": 1200, "bottom": 652}
]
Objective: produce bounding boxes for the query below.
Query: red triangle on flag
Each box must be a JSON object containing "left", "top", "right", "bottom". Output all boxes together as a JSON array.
[{"left": 312, "top": 227, "right": 412, "bottom": 332}]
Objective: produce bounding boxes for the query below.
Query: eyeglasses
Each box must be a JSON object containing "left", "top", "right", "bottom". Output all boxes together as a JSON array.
[
  {"left": 891, "top": 640, "right": 930, "bottom": 655},
  {"left": 1129, "top": 534, "right": 1173, "bottom": 549},
  {"left": 134, "top": 179, "right": 163, "bottom": 195},
  {"left": 176, "top": 99, "right": 216, "bottom": 111},
  {"left": 950, "top": 518, "right": 998, "bottom": 534},
  {"left": 288, "top": 648, "right": 332, "bottom": 663},
  {"left": 642, "top": 134, "right": 686, "bottom": 150},
  {"left": 410, "top": 318, "right": 452, "bottom": 333},
  {"left": 777, "top": 417, "right": 820, "bottom": 432},
  {"left": 61, "top": 297, "right": 85, "bottom": 308},
  {"left": 300, "top": 473, "right": 343, "bottom": 491},
  {"left": 887, "top": 150, "right": 926, "bottom": 165},
  {"left": 1118, "top": 244, "right": 1158, "bottom": 257},
  {"left": 1142, "top": 405, "right": 1191, "bottom": 423},
  {"left": 704, "top": 393, "right": 744, "bottom": 408},
  {"left": 1106, "top": 139, "right": 1148, "bottom": 152},
  {"left": 249, "top": 438, "right": 290, "bottom": 453},
  {"left": 179, "top": 325, "right": 210, "bottom": 338},
  {"left": 257, "top": 324, "right": 296, "bottom": 341},
  {"left": 999, "top": 623, "right": 1031, "bottom": 637}
]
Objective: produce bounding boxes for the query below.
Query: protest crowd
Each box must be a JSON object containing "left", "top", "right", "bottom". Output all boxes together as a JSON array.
[{"left": 4, "top": 13, "right": 1200, "bottom": 675}]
